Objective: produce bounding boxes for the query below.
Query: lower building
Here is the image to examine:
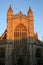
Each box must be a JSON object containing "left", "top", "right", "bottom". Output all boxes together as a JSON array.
[{"left": 0, "top": 39, "right": 43, "bottom": 65}]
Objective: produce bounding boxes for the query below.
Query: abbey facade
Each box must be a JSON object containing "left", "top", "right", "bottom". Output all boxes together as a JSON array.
[
  {"left": 0, "top": 6, "right": 43, "bottom": 65},
  {"left": 0, "top": 6, "right": 38, "bottom": 42}
]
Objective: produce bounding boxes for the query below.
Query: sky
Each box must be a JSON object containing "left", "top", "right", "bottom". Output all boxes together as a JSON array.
[{"left": 0, "top": 0, "right": 43, "bottom": 41}]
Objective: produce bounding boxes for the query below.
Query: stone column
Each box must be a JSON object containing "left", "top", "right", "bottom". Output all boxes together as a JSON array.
[
  {"left": 32, "top": 44, "right": 37, "bottom": 65},
  {"left": 5, "top": 41, "right": 13, "bottom": 65},
  {"left": 29, "top": 44, "right": 33, "bottom": 65}
]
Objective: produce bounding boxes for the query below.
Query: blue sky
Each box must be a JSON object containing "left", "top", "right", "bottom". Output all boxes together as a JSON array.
[{"left": 0, "top": 0, "right": 43, "bottom": 41}]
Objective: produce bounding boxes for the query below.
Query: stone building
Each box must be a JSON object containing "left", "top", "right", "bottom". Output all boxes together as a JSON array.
[
  {"left": 0, "top": 6, "right": 43, "bottom": 65},
  {"left": 0, "top": 6, "right": 38, "bottom": 41}
]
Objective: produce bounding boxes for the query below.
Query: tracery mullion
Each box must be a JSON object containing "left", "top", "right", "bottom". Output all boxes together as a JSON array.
[{"left": 14, "top": 24, "right": 27, "bottom": 41}]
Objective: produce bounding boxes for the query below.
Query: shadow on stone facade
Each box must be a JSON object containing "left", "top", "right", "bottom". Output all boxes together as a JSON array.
[
  {"left": 0, "top": 38, "right": 43, "bottom": 65},
  {"left": 0, "top": 47, "right": 5, "bottom": 65},
  {"left": 36, "top": 48, "right": 41, "bottom": 65},
  {"left": 17, "top": 57, "right": 23, "bottom": 65}
]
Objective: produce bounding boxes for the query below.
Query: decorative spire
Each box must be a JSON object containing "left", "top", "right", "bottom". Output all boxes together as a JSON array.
[
  {"left": 8, "top": 5, "right": 13, "bottom": 12},
  {"left": 19, "top": 10, "right": 23, "bottom": 16},
  {"left": 7, "top": 5, "right": 13, "bottom": 16},
  {"left": 29, "top": 6, "right": 31, "bottom": 10},
  {"left": 9, "top": 5, "right": 12, "bottom": 10},
  {"left": 27, "top": 6, "right": 33, "bottom": 16},
  {"left": 29, "top": 6, "right": 33, "bottom": 13},
  {"left": 20, "top": 10, "right": 22, "bottom": 14}
]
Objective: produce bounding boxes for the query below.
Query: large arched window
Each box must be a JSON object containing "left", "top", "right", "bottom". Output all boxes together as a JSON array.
[{"left": 14, "top": 24, "right": 27, "bottom": 41}]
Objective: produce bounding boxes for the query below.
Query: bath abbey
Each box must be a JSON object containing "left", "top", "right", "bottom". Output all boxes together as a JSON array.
[{"left": 0, "top": 6, "right": 43, "bottom": 65}]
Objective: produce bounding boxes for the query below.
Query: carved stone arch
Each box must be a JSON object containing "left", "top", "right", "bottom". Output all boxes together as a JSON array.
[{"left": 14, "top": 23, "right": 27, "bottom": 41}]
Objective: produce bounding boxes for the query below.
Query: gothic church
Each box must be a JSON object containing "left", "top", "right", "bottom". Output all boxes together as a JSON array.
[
  {"left": 0, "top": 6, "right": 38, "bottom": 41},
  {"left": 0, "top": 6, "right": 43, "bottom": 65}
]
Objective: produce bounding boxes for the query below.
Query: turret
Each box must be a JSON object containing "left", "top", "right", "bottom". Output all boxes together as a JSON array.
[
  {"left": 28, "top": 7, "right": 33, "bottom": 21},
  {"left": 7, "top": 5, "right": 13, "bottom": 20},
  {"left": 7, "top": 5, "right": 13, "bottom": 40},
  {"left": 28, "top": 7, "right": 34, "bottom": 37}
]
